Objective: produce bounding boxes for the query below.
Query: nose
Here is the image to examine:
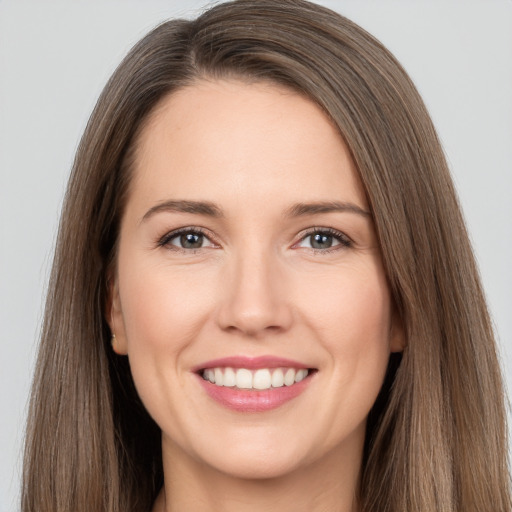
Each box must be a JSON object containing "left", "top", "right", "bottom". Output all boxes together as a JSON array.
[{"left": 216, "top": 248, "right": 293, "bottom": 337}]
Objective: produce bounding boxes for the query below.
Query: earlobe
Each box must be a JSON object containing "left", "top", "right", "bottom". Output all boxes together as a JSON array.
[
  {"left": 106, "top": 275, "right": 129, "bottom": 356},
  {"left": 110, "top": 332, "right": 127, "bottom": 356}
]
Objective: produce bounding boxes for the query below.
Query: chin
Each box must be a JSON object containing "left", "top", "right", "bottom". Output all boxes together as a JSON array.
[
  {"left": 211, "top": 453, "right": 305, "bottom": 481},
  {"left": 196, "top": 434, "right": 320, "bottom": 482}
]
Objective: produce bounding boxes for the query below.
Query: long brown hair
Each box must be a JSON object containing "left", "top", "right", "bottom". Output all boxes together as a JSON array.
[{"left": 22, "top": 1, "right": 511, "bottom": 511}]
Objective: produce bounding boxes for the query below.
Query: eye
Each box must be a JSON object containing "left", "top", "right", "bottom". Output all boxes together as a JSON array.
[
  {"left": 296, "top": 229, "right": 351, "bottom": 251},
  {"left": 158, "top": 228, "right": 216, "bottom": 251}
]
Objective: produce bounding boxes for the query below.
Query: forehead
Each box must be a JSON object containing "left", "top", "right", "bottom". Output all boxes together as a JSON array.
[{"left": 128, "top": 79, "right": 368, "bottom": 214}]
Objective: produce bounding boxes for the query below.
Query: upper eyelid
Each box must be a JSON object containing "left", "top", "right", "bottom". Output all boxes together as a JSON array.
[
  {"left": 158, "top": 226, "right": 218, "bottom": 247},
  {"left": 293, "top": 227, "right": 353, "bottom": 251},
  {"left": 297, "top": 227, "right": 351, "bottom": 241},
  {"left": 157, "top": 226, "right": 351, "bottom": 248}
]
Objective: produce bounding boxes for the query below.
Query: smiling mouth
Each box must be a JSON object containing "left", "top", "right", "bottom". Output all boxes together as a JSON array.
[{"left": 200, "top": 367, "right": 315, "bottom": 390}]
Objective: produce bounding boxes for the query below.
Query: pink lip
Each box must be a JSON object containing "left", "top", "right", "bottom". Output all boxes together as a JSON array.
[
  {"left": 196, "top": 375, "right": 313, "bottom": 412},
  {"left": 192, "top": 355, "right": 311, "bottom": 372},
  {"left": 192, "top": 356, "right": 316, "bottom": 413}
]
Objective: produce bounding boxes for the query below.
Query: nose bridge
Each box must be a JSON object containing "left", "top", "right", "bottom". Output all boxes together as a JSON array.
[{"left": 217, "top": 239, "right": 291, "bottom": 336}]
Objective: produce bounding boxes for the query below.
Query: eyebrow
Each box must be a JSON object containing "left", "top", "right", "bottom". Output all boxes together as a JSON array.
[
  {"left": 141, "top": 199, "right": 371, "bottom": 223},
  {"left": 141, "top": 200, "right": 224, "bottom": 222},
  {"left": 284, "top": 201, "right": 371, "bottom": 218}
]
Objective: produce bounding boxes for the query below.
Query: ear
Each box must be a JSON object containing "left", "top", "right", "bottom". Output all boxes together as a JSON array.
[
  {"left": 106, "top": 273, "right": 128, "bottom": 356},
  {"left": 389, "top": 307, "right": 406, "bottom": 353}
]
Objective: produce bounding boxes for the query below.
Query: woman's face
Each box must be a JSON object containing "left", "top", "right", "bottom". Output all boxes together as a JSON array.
[{"left": 111, "top": 80, "right": 402, "bottom": 480}]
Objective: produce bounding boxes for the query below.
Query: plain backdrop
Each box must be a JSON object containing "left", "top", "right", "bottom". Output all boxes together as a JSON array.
[{"left": 1, "top": 1, "right": 511, "bottom": 510}]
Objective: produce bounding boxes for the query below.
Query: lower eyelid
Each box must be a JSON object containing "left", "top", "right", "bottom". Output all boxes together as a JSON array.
[
  {"left": 158, "top": 228, "right": 214, "bottom": 249},
  {"left": 157, "top": 228, "right": 351, "bottom": 251},
  {"left": 296, "top": 229, "right": 352, "bottom": 249}
]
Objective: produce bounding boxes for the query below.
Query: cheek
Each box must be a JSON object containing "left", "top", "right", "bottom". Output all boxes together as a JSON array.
[
  {"left": 304, "top": 260, "right": 391, "bottom": 338},
  {"left": 116, "top": 260, "right": 216, "bottom": 423},
  {"left": 119, "top": 259, "right": 215, "bottom": 352},
  {"left": 300, "top": 260, "right": 392, "bottom": 387},
  {"left": 302, "top": 266, "right": 393, "bottom": 443}
]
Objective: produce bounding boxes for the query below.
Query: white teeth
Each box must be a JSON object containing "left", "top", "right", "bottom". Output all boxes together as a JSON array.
[
  {"left": 202, "top": 367, "right": 310, "bottom": 389},
  {"left": 214, "top": 368, "right": 224, "bottom": 386},
  {"left": 271, "top": 368, "right": 284, "bottom": 388},
  {"left": 295, "top": 369, "right": 308, "bottom": 383},
  {"left": 236, "top": 368, "right": 253, "bottom": 389},
  {"left": 253, "top": 369, "right": 272, "bottom": 390},
  {"left": 284, "top": 368, "right": 295, "bottom": 386},
  {"left": 223, "top": 367, "right": 236, "bottom": 387}
]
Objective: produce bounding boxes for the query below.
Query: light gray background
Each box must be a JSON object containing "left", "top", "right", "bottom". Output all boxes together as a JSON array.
[{"left": 1, "top": 1, "right": 511, "bottom": 510}]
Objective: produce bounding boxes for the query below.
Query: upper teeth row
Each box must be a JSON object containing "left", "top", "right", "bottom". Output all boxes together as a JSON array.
[{"left": 202, "top": 367, "right": 309, "bottom": 390}]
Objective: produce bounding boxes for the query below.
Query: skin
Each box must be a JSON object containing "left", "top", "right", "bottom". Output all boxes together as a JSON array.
[{"left": 109, "top": 79, "right": 403, "bottom": 512}]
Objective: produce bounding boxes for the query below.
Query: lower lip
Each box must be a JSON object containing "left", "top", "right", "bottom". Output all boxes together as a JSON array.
[{"left": 196, "top": 374, "right": 313, "bottom": 412}]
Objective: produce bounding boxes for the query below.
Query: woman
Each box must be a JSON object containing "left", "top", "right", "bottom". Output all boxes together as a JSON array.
[{"left": 21, "top": 1, "right": 511, "bottom": 511}]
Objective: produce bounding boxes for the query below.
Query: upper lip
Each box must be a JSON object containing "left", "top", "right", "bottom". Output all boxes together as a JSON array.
[{"left": 192, "top": 355, "right": 313, "bottom": 372}]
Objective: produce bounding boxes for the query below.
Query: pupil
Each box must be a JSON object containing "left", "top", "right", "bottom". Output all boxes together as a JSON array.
[
  {"left": 180, "top": 233, "right": 203, "bottom": 248},
  {"left": 311, "top": 233, "right": 332, "bottom": 249}
]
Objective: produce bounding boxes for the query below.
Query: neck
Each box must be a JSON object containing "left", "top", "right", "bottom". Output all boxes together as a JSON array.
[{"left": 154, "top": 434, "right": 363, "bottom": 512}]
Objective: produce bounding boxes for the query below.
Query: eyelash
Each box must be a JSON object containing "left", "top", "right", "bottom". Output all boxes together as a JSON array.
[
  {"left": 296, "top": 227, "right": 352, "bottom": 253},
  {"left": 156, "top": 227, "right": 352, "bottom": 253},
  {"left": 157, "top": 227, "right": 215, "bottom": 253}
]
